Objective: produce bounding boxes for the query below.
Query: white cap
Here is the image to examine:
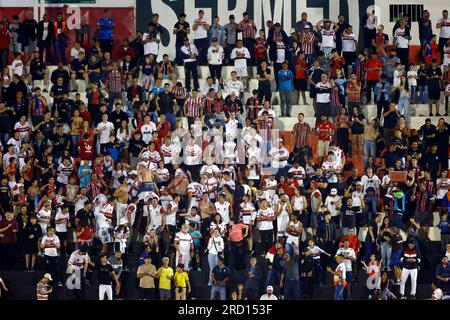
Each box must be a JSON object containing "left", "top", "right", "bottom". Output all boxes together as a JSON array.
[
  {"left": 44, "top": 273, "right": 53, "bottom": 281},
  {"left": 330, "top": 188, "right": 337, "bottom": 195},
  {"left": 266, "top": 285, "right": 273, "bottom": 291}
]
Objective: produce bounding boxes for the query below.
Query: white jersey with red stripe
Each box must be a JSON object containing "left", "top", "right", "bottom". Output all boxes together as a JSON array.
[
  {"left": 240, "top": 201, "right": 256, "bottom": 225},
  {"left": 175, "top": 231, "right": 193, "bottom": 253},
  {"left": 214, "top": 201, "right": 231, "bottom": 225}
]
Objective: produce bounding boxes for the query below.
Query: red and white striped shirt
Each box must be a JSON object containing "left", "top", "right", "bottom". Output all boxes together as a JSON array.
[
  {"left": 302, "top": 32, "right": 316, "bottom": 54},
  {"left": 185, "top": 96, "right": 202, "bottom": 117},
  {"left": 239, "top": 19, "right": 256, "bottom": 39}
]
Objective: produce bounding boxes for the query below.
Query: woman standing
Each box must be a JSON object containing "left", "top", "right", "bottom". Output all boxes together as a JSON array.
[
  {"left": 116, "top": 119, "right": 131, "bottom": 161},
  {"left": 336, "top": 107, "right": 350, "bottom": 156},
  {"left": 395, "top": 75, "right": 411, "bottom": 124},
  {"left": 207, "top": 228, "right": 225, "bottom": 286},
  {"left": 379, "top": 217, "right": 392, "bottom": 271},
  {"left": 346, "top": 73, "right": 362, "bottom": 113},
  {"left": 349, "top": 106, "right": 365, "bottom": 158},
  {"left": 363, "top": 118, "right": 379, "bottom": 166}
]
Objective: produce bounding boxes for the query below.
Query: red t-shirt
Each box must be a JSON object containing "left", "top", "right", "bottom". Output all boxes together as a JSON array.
[
  {"left": 364, "top": 58, "right": 382, "bottom": 81},
  {"left": 77, "top": 226, "right": 94, "bottom": 241},
  {"left": 77, "top": 138, "right": 95, "bottom": 160},
  {"left": 315, "top": 121, "right": 335, "bottom": 141},
  {"left": 282, "top": 180, "right": 300, "bottom": 198},
  {"left": 330, "top": 56, "right": 345, "bottom": 78},
  {"left": 295, "top": 58, "right": 307, "bottom": 79},
  {"left": 0, "top": 219, "right": 18, "bottom": 244}
]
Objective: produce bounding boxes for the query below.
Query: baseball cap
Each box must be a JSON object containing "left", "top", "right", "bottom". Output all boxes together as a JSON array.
[
  {"left": 356, "top": 181, "right": 363, "bottom": 186},
  {"left": 44, "top": 273, "right": 53, "bottom": 281},
  {"left": 266, "top": 285, "right": 274, "bottom": 291},
  {"left": 211, "top": 37, "right": 218, "bottom": 42}
]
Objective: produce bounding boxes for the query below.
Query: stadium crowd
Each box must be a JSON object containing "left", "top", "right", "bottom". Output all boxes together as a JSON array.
[{"left": 0, "top": 6, "right": 449, "bottom": 301}]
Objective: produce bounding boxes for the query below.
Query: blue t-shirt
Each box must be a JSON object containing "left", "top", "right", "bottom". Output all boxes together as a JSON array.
[
  {"left": 98, "top": 18, "right": 115, "bottom": 40},
  {"left": 189, "top": 231, "right": 202, "bottom": 248},
  {"left": 439, "top": 220, "right": 450, "bottom": 234},
  {"left": 278, "top": 69, "right": 294, "bottom": 90}
]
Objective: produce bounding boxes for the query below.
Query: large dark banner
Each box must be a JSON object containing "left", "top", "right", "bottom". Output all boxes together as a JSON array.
[{"left": 136, "top": 0, "right": 374, "bottom": 59}]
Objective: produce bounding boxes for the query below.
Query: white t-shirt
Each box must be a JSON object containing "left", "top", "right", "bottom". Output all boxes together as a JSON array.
[
  {"left": 325, "top": 195, "right": 340, "bottom": 217},
  {"left": 12, "top": 59, "right": 24, "bottom": 76},
  {"left": 183, "top": 144, "right": 202, "bottom": 165},
  {"left": 175, "top": 231, "right": 193, "bottom": 253},
  {"left": 439, "top": 18, "right": 450, "bottom": 39},
  {"left": 143, "top": 32, "right": 161, "bottom": 56},
  {"left": 407, "top": 70, "right": 417, "bottom": 87},
  {"left": 230, "top": 47, "right": 251, "bottom": 69},
  {"left": 55, "top": 209, "right": 70, "bottom": 233},
  {"left": 260, "top": 294, "right": 278, "bottom": 300},
  {"left": 394, "top": 28, "right": 409, "bottom": 48},
  {"left": 68, "top": 250, "right": 89, "bottom": 269},
  {"left": 341, "top": 33, "right": 357, "bottom": 52},
  {"left": 193, "top": 18, "right": 208, "bottom": 39},
  {"left": 70, "top": 47, "right": 85, "bottom": 60},
  {"left": 96, "top": 121, "right": 115, "bottom": 144},
  {"left": 335, "top": 247, "right": 356, "bottom": 272},
  {"left": 224, "top": 80, "right": 244, "bottom": 97},
  {"left": 436, "top": 178, "right": 449, "bottom": 199},
  {"left": 334, "top": 262, "right": 347, "bottom": 285},
  {"left": 141, "top": 123, "right": 156, "bottom": 145},
  {"left": 268, "top": 146, "right": 289, "bottom": 168},
  {"left": 320, "top": 29, "right": 335, "bottom": 48},
  {"left": 41, "top": 235, "right": 60, "bottom": 257},
  {"left": 37, "top": 208, "right": 52, "bottom": 234},
  {"left": 207, "top": 236, "right": 224, "bottom": 254},
  {"left": 214, "top": 201, "right": 231, "bottom": 225},
  {"left": 257, "top": 207, "right": 274, "bottom": 231}
]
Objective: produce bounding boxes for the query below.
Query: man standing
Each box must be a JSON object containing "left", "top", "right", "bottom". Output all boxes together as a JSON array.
[
  {"left": 292, "top": 113, "right": 311, "bottom": 148},
  {"left": 0, "top": 23, "right": 11, "bottom": 71},
  {"left": 0, "top": 211, "right": 19, "bottom": 270},
  {"left": 97, "top": 9, "right": 115, "bottom": 54},
  {"left": 40, "top": 227, "right": 61, "bottom": 286},
  {"left": 193, "top": 10, "right": 210, "bottom": 65},
  {"left": 180, "top": 38, "right": 200, "bottom": 92},
  {"left": 327, "top": 254, "right": 347, "bottom": 300},
  {"left": 239, "top": 12, "right": 257, "bottom": 65},
  {"left": 157, "top": 256, "right": 174, "bottom": 300},
  {"left": 173, "top": 13, "right": 190, "bottom": 66},
  {"left": 210, "top": 257, "right": 230, "bottom": 300},
  {"left": 280, "top": 252, "right": 301, "bottom": 300},
  {"left": 53, "top": 13, "right": 69, "bottom": 65},
  {"left": 418, "top": 10, "right": 433, "bottom": 46},
  {"left": 36, "top": 273, "right": 53, "bottom": 300},
  {"left": 393, "top": 19, "right": 411, "bottom": 70},
  {"left": 399, "top": 240, "right": 421, "bottom": 299},
  {"left": 98, "top": 253, "right": 119, "bottom": 300},
  {"left": 174, "top": 224, "right": 193, "bottom": 271},
  {"left": 224, "top": 15, "right": 239, "bottom": 66},
  {"left": 436, "top": 10, "right": 450, "bottom": 54},
  {"left": 315, "top": 74, "right": 332, "bottom": 123},
  {"left": 278, "top": 61, "right": 294, "bottom": 117},
  {"left": 315, "top": 114, "right": 335, "bottom": 165}
]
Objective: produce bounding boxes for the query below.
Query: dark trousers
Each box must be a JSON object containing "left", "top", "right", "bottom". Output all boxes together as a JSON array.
[
  {"left": 337, "top": 128, "right": 349, "bottom": 155},
  {"left": 397, "top": 48, "right": 409, "bottom": 70},
  {"left": 209, "top": 64, "right": 222, "bottom": 81},
  {"left": 230, "top": 241, "right": 246, "bottom": 271},
  {"left": 53, "top": 38, "right": 67, "bottom": 65},
  {"left": 224, "top": 44, "right": 236, "bottom": 65},
  {"left": 274, "top": 63, "right": 282, "bottom": 91},
  {"left": 194, "top": 38, "right": 209, "bottom": 65},
  {"left": 99, "top": 39, "right": 113, "bottom": 54},
  {"left": 284, "top": 279, "right": 301, "bottom": 300},
  {"left": 44, "top": 255, "right": 60, "bottom": 284},
  {"left": 0, "top": 49, "right": 8, "bottom": 71},
  {"left": 259, "top": 229, "right": 274, "bottom": 254},
  {"left": 376, "top": 100, "right": 389, "bottom": 119},
  {"left": 258, "top": 85, "right": 272, "bottom": 103},
  {"left": 0, "top": 243, "right": 17, "bottom": 270},
  {"left": 139, "top": 287, "right": 155, "bottom": 300},
  {"left": 184, "top": 61, "right": 199, "bottom": 91},
  {"left": 366, "top": 80, "right": 377, "bottom": 104},
  {"left": 175, "top": 42, "right": 183, "bottom": 65},
  {"left": 242, "top": 38, "right": 255, "bottom": 65},
  {"left": 342, "top": 51, "right": 356, "bottom": 78},
  {"left": 312, "top": 259, "right": 324, "bottom": 284},
  {"left": 38, "top": 40, "right": 52, "bottom": 64}
]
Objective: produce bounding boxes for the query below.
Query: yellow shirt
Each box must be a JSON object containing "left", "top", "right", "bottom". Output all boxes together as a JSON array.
[
  {"left": 174, "top": 271, "right": 189, "bottom": 288},
  {"left": 158, "top": 266, "right": 174, "bottom": 289}
]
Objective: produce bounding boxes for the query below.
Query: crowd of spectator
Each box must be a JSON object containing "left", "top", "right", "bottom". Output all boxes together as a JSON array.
[{"left": 0, "top": 7, "right": 449, "bottom": 301}]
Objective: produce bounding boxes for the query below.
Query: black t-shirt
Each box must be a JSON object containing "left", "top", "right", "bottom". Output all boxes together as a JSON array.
[
  {"left": 98, "top": 263, "right": 114, "bottom": 285},
  {"left": 128, "top": 138, "right": 146, "bottom": 157},
  {"left": 158, "top": 92, "right": 176, "bottom": 114},
  {"left": 40, "top": 120, "right": 55, "bottom": 140},
  {"left": 383, "top": 150, "right": 400, "bottom": 168},
  {"left": 383, "top": 111, "right": 399, "bottom": 129},
  {"left": 351, "top": 114, "right": 365, "bottom": 134},
  {"left": 174, "top": 21, "right": 190, "bottom": 43},
  {"left": 23, "top": 19, "right": 38, "bottom": 40},
  {"left": 365, "top": 220, "right": 379, "bottom": 242},
  {"left": 426, "top": 67, "right": 442, "bottom": 91},
  {"left": 52, "top": 134, "right": 70, "bottom": 153},
  {"left": 341, "top": 205, "right": 357, "bottom": 228},
  {"left": 0, "top": 184, "right": 11, "bottom": 207},
  {"left": 257, "top": 68, "right": 271, "bottom": 88},
  {"left": 76, "top": 208, "right": 94, "bottom": 226},
  {"left": 70, "top": 59, "right": 88, "bottom": 80},
  {"left": 417, "top": 67, "right": 428, "bottom": 86},
  {"left": 51, "top": 84, "right": 69, "bottom": 99}
]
